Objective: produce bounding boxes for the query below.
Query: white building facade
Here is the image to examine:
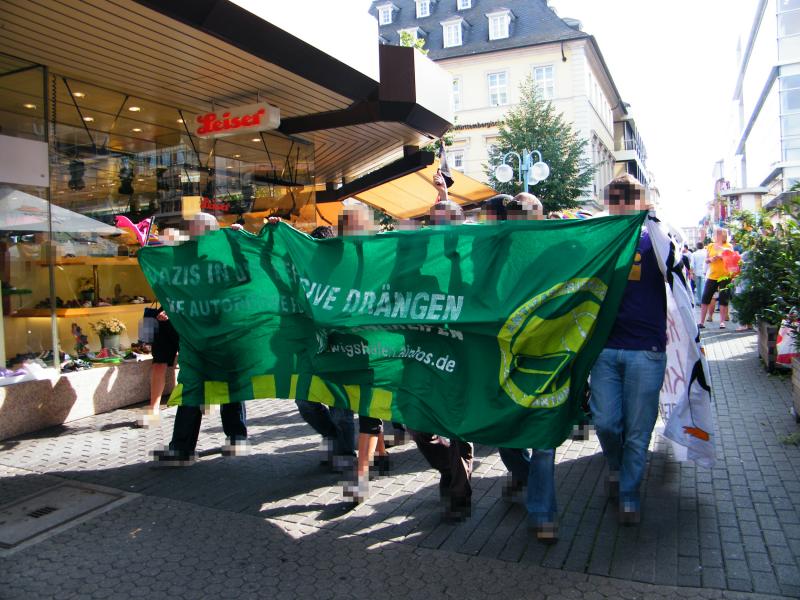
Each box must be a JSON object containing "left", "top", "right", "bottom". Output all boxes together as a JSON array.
[
  {"left": 720, "top": 0, "right": 800, "bottom": 212},
  {"left": 372, "top": 0, "right": 650, "bottom": 208}
]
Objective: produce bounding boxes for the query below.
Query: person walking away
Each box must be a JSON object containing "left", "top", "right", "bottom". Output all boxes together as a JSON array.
[
  {"left": 690, "top": 242, "right": 707, "bottom": 306},
  {"left": 589, "top": 174, "right": 668, "bottom": 525},
  {"left": 698, "top": 228, "right": 733, "bottom": 330}
]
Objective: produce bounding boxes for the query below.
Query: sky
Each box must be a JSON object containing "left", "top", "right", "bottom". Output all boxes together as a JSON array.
[{"left": 549, "top": 0, "right": 754, "bottom": 227}]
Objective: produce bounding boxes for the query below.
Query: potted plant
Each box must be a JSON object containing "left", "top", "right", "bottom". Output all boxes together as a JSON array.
[
  {"left": 728, "top": 210, "right": 782, "bottom": 370},
  {"left": 90, "top": 317, "right": 126, "bottom": 350}
]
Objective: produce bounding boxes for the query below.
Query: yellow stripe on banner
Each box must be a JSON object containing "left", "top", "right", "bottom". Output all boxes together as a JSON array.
[
  {"left": 368, "top": 388, "right": 393, "bottom": 420},
  {"left": 308, "top": 376, "right": 335, "bottom": 407},
  {"left": 252, "top": 374, "right": 277, "bottom": 399},
  {"left": 289, "top": 374, "right": 299, "bottom": 399},
  {"left": 166, "top": 383, "right": 183, "bottom": 407},
  {"left": 344, "top": 385, "right": 360, "bottom": 412},
  {"left": 204, "top": 381, "right": 230, "bottom": 405}
]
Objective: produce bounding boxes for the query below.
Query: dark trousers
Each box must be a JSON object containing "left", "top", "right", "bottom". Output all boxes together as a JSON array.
[
  {"left": 409, "top": 429, "right": 473, "bottom": 504},
  {"left": 169, "top": 403, "right": 247, "bottom": 453},
  {"left": 295, "top": 399, "right": 356, "bottom": 457}
]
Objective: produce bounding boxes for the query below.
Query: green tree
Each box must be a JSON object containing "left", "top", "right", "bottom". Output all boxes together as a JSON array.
[
  {"left": 399, "top": 31, "right": 428, "bottom": 55},
  {"left": 485, "top": 78, "right": 594, "bottom": 211}
]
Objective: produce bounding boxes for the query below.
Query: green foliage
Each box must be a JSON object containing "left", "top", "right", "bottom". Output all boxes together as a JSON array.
[
  {"left": 484, "top": 78, "right": 594, "bottom": 212},
  {"left": 728, "top": 200, "right": 800, "bottom": 341},
  {"left": 399, "top": 31, "right": 428, "bottom": 55}
]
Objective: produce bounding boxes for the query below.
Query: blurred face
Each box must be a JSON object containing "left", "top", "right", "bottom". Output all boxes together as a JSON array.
[
  {"left": 430, "top": 205, "right": 464, "bottom": 226},
  {"left": 605, "top": 184, "right": 649, "bottom": 215},
  {"left": 508, "top": 203, "right": 544, "bottom": 221},
  {"left": 187, "top": 215, "right": 218, "bottom": 237},
  {"left": 339, "top": 207, "right": 376, "bottom": 236},
  {"left": 714, "top": 229, "right": 726, "bottom": 244}
]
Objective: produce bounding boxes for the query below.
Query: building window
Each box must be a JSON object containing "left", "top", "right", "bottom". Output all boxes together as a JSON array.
[
  {"left": 399, "top": 27, "right": 420, "bottom": 42},
  {"left": 378, "top": 5, "right": 393, "bottom": 25},
  {"left": 487, "top": 71, "right": 508, "bottom": 106},
  {"left": 487, "top": 11, "right": 511, "bottom": 40},
  {"left": 779, "top": 0, "right": 800, "bottom": 12},
  {"left": 416, "top": 0, "right": 431, "bottom": 18},
  {"left": 533, "top": 65, "right": 554, "bottom": 99},
  {"left": 442, "top": 21, "right": 462, "bottom": 47},
  {"left": 457, "top": 0, "right": 471, "bottom": 9},
  {"left": 452, "top": 77, "right": 462, "bottom": 111},
  {"left": 448, "top": 150, "right": 465, "bottom": 171}
]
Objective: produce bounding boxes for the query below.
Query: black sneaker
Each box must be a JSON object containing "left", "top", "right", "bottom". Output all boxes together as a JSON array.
[
  {"left": 374, "top": 453, "right": 390, "bottom": 476},
  {"left": 151, "top": 448, "right": 196, "bottom": 467},
  {"left": 444, "top": 497, "right": 471, "bottom": 523},
  {"left": 501, "top": 478, "right": 524, "bottom": 501}
]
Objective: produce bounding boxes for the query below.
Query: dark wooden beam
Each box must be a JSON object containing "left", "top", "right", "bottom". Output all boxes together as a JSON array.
[{"left": 316, "top": 151, "right": 434, "bottom": 203}]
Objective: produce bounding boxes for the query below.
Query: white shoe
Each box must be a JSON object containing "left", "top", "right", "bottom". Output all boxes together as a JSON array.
[{"left": 343, "top": 476, "right": 369, "bottom": 504}]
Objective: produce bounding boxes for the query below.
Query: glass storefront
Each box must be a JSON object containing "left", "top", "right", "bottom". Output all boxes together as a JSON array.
[{"left": 0, "top": 53, "right": 316, "bottom": 373}]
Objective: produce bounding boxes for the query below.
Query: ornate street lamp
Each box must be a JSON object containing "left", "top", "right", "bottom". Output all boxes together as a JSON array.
[{"left": 494, "top": 150, "right": 550, "bottom": 191}]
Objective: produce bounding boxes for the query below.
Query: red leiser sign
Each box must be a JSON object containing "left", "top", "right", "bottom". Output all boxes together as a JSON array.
[{"left": 192, "top": 102, "right": 280, "bottom": 139}]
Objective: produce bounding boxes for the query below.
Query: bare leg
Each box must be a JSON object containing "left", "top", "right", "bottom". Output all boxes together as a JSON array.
[
  {"left": 149, "top": 362, "right": 168, "bottom": 414},
  {"left": 698, "top": 304, "right": 709, "bottom": 325},
  {"left": 377, "top": 432, "right": 387, "bottom": 456},
  {"left": 356, "top": 432, "right": 379, "bottom": 479},
  {"left": 706, "top": 297, "right": 716, "bottom": 321},
  {"left": 720, "top": 304, "right": 730, "bottom": 323}
]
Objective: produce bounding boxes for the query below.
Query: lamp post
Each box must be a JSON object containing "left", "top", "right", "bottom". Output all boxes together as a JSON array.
[{"left": 494, "top": 150, "right": 550, "bottom": 191}]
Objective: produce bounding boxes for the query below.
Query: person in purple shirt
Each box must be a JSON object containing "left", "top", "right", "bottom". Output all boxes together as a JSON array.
[{"left": 590, "top": 174, "right": 668, "bottom": 525}]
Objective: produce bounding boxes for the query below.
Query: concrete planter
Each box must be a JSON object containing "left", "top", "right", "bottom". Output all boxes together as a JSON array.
[
  {"left": 758, "top": 321, "right": 779, "bottom": 373},
  {"left": 0, "top": 359, "right": 176, "bottom": 441},
  {"left": 793, "top": 357, "right": 800, "bottom": 423}
]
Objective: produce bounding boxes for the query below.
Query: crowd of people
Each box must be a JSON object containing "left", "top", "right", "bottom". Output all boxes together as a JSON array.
[{"left": 140, "top": 171, "right": 702, "bottom": 544}]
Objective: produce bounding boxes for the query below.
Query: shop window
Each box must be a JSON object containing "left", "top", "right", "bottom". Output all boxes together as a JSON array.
[
  {"left": 488, "top": 71, "right": 508, "bottom": 106},
  {"left": 533, "top": 65, "right": 555, "bottom": 99},
  {"left": 0, "top": 70, "right": 317, "bottom": 376}
]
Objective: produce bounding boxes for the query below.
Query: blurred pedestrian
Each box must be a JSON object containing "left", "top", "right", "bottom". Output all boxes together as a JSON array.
[
  {"left": 698, "top": 228, "right": 733, "bottom": 330},
  {"left": 690, "top": 242, "right": 707, "bottom": 305}
]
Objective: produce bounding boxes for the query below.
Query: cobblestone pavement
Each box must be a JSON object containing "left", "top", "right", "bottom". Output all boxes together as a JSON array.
[{"left": 1, "top": 326, "right": 799, "bottom": 599}]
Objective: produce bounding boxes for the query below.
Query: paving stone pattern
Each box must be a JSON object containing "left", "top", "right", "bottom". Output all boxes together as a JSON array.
[{"left": 1, "top": 327, "right": 799, "bottom": 598}]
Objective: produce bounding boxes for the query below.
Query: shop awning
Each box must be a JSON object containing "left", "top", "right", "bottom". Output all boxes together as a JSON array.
[
  {"left": 0, "top": 187, "right": 118, "bottom": 233},
  {"left": 316, "top": 164, "right": 498, "bottom": 223}
]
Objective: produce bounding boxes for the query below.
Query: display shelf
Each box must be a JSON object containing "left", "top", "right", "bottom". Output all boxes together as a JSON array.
[
  {"left": 35, "top": 256, "right": 139, "bottom": 267},
  {"left": 10, "top": 304, "right": 147, "bottom": 318}
]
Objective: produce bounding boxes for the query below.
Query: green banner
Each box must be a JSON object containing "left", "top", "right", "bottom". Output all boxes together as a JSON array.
[{"left": 138, "top": 213, "right": 646, "bottom": 448}]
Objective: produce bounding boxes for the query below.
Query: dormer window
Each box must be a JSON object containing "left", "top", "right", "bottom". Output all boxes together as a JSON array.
[
  {"left": 486, "top": 9, "right": 513, "bottom": 40},
  {"left": 457, "top": 0, "right": 471, "bottom": 9},
  {"left": 416, "top": 0, "right": 431, "bottom": 18},
  {"left": 376, "top": 2, "right": 398, "bottom": 25},
  {"left": 441, "top": 17, "right": 465, "bottom": 48},
  {"left": 399, "top": 27, "right": 425, "bottom": 42}
]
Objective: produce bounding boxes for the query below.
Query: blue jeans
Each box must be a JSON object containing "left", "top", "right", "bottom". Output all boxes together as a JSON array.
[
  {"left": 498, "top": 447, "right": 557, "bottom": 525},
  {"left": 589, "top": 348, "right": 666, "bottom": 509},
  {"left": 694, "top": 276, "right": 704, "bottom": 305},
  {"left": 295, "top": 400, "right": 356, "bottom": 457}
]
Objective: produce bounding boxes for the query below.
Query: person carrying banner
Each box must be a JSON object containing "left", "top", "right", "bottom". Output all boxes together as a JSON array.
[
  {"left": 152, "top": 213, "right": 248, "bottom": 466},
  {"left": 698, "top": 228, "right": 733, "bottom": 329},
  {"left": 339, "top": 202, "right": 391, "bottom": 503},
  {"left": 589, "top": 174, "right": 668, "bottom": 525},
  {"left": 294, "top": 225, "right": 357, "bottom": 472},
  {"left": 480, "top": 192, "right": 560, "bottom": 542},
  {"left": 406, "top": 169, "right": 475, "bottom": 522}
]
